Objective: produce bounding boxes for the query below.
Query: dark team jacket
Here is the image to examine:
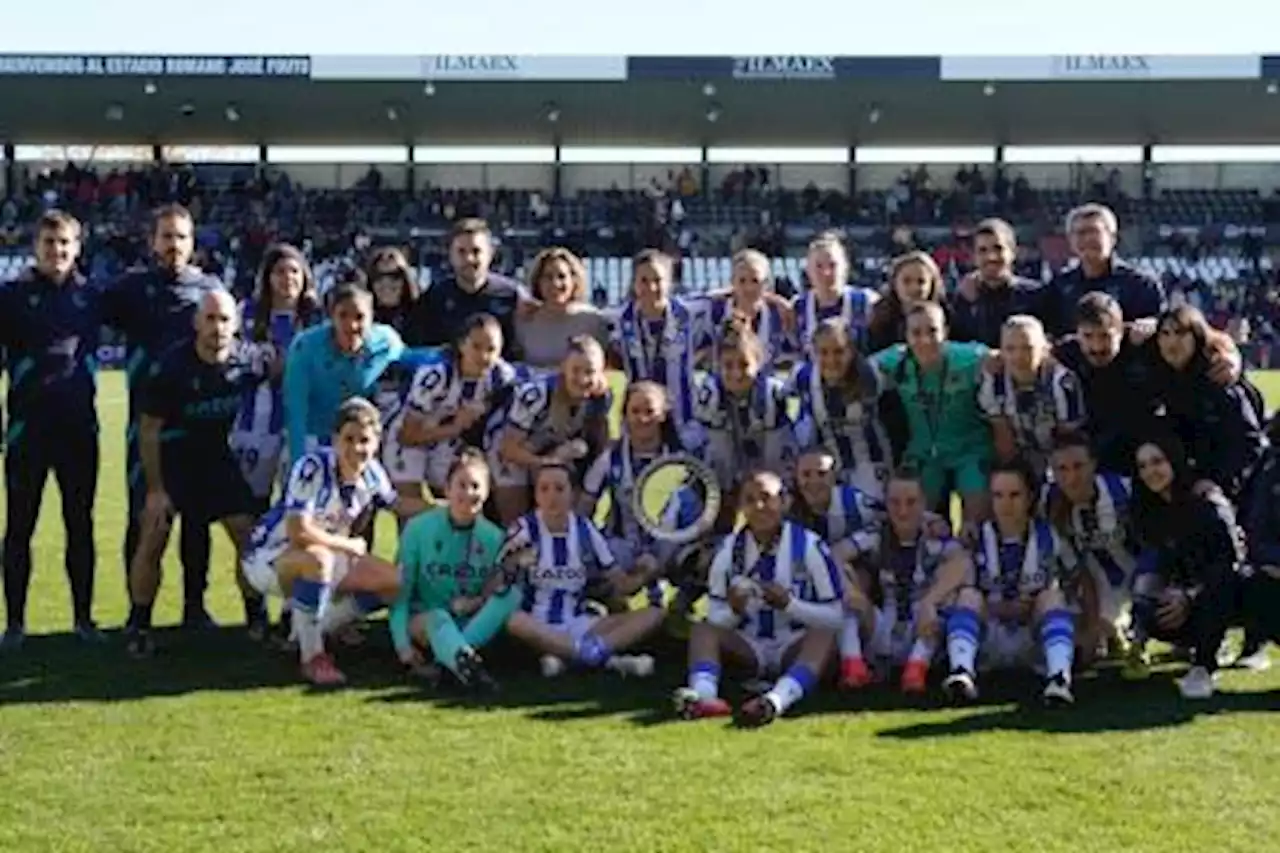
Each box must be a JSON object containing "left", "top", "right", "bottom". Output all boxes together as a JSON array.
[
  {"left": 403, "top": 273, "right": 528, "bottom": 361},
  {"left": 1045, "top": 259, "right": 1167, "bottom": 337},
  {"left": 1143, "top": 353, "right": 1266, "bottom": 500},
  {"left": 1245, "top": 448, "right": 1280, "bottom": 567},
  {"left": 947, "top": 276, "right": 1050, "bottom": 348},
  {"left": 1140, "top": 491, "right": 1245, "bottom": 594},
  {"left": 1053, "top": 336, "right": 1159, "bottom": 475},
  {"left": 139, "top": 340, "right": 272, "bottom": 472},
  {"left": 0, "top": 268, "right": 110, "bottom": 430},
  {"left": 102, "top": 264, "right": 224, "bottom": 408}
]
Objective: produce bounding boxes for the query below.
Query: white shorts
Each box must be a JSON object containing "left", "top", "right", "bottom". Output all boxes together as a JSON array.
[
  {"left": 544, "top": 613, "right": 600, "bottom": 644},
  {"left": 867, "top": 606, "right": 922, "bottom": 665},
  {"left": 980, "top": 620, "right": 1038, "bottom": 671},
  {"left": 228, "top": 430, "right": 285, "bottom": 500},
  {"left": 840, "top": 463, "right": 887, "bottom": 503},
  {"left": 241, "top": 544, "right": 355, "bottom": 599},
  {"left": 741, "top": 631, "right": 805, "bottom": 676},
  {"left": 1084, "top": 557, "right": 1132, "bottom": 625}
]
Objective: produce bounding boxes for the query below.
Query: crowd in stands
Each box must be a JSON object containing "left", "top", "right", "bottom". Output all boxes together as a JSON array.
[{"left": 2, "top": 159, "right": 1278, "bottom": 362}]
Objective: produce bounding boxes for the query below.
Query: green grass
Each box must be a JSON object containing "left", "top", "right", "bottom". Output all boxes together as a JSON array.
[{"left": 2, "top": 372, "right": 1280, "bottom": 853}]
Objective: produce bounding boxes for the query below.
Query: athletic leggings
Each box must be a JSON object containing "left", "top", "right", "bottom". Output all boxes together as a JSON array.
[{"left": 3, "top": 418, "right": 98, "bottom": 628}]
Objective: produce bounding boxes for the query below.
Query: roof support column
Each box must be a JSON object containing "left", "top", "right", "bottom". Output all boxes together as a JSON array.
[
  {"left": 847, "top": 145, "right": 857, "bottom": 197},
  {"left": 1141, "top": 143, "right": 1153, "bottom": 201},
  {"left": 406, "top": 143, "right": 415, "bottom": 194},
  {"left": 553, "top": 139, "right": 562, "bottom": 199},
  {"left": 151, "top": 144, "right": 162, "bottom": 163},
  {"left": 699, "top": 145, "right": 709, "bottom": 199},
  {"left": 3, "top": 143, "right": 13, "bottom": 200}
]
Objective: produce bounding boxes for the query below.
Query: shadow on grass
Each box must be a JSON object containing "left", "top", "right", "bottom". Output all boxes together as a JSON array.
[{"left": 4, "top": 628, "right": 1279, "bottom": 736}]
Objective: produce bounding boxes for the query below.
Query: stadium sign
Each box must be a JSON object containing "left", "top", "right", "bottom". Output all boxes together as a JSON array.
[
  {"left": 731, "top": 55, "right": 837, "bottom": 80},
  {"left": 939, "top": 54, "right": 1261, "bottom": 81},
  {"left": 0, "top": 54, "right": 311, "bottom": 77},
  {"left": 420, "top": 55, "right": 627, "bottom": 81}
]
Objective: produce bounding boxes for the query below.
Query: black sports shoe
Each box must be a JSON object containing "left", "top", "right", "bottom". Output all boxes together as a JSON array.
[
  {"left": 454, "top": 647, "right": 500, "bottom": 694},
  {"left": 126, "top": 628, "right": 156, "bottom": 659},
  {"left": 942, "top": 667, "right": 979, "bottom": 704},
  {"left": 737, "top": 695, "right": 779, "bottom": 728}
]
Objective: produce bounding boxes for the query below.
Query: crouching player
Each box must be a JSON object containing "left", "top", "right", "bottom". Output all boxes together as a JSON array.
[
  {"left": 673, "top": 470, "right": 843, "bottom": 727},
  {"left": 504, "top": 463, "right": 664, "bottom": 678},
  {"left": 942, "top": 460, "right": 1078, "bottom": 706},
  {"left": 839, "top": 469, "right": 971, "bottom": 693},
  {"left": 390, "top": 448, "right": 520, "bottom": 692},
  {"left": 241, "top": 398, "right": 430, "bottom": 686}
]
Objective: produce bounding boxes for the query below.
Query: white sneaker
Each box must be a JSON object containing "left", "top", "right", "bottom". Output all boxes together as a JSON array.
[
  {"left": 1042, "top": 673, "right": 1074, "bottom": 706},
  {"left": 540, "top": 655, "right": 566, "bottom": 678},
  {"left": 943, "top": 668, "right": 979, "bottom": 703},
  {"left": 1177, "top": 666, "right": 1216, "bottom": 700},
  {"left": 609, "top": 654, "right": 655, "bottom": 678},
  {"left": 1235, "top": 648, "right": 1273, "bottom": 673}
]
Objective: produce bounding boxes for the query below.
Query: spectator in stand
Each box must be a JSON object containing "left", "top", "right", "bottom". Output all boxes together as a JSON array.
[
  {"left": 949, "top": 218, "right": 1050, "bottom": 347},
  {"left": 514, "top": 247, "right": 611, "bottom": 370},
  {"left": 1046, "top": 203, "right": 1167, "bottom": 338},
  {"left": 404, "top": 218, "right": 532, "bottom": 360}
]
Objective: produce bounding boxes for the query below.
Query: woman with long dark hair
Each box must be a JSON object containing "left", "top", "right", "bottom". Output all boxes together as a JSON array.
[
  {"left": 865, "top": 251, "right": 947, "bottom": 354},
  {"left": 1129, "top": 432, "right": 1245, "bottom": 699}
]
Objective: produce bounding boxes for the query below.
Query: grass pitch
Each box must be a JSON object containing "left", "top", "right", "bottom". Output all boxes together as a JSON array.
[{"left": 1, "top": 372, "right": 1279, "bottom": 853}]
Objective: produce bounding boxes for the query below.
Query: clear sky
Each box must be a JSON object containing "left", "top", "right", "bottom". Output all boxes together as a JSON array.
[{"left": 0, "top": 0, "right": 1276, "bottom": 55}]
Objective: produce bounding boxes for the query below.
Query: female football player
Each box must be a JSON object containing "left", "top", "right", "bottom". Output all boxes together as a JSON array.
[
  {"left": 1129, "top": 433, "right": 1245, "bottom": 699},
  {"left": 866, "top": 250, "right": 947, "bottom": 353},
  {"left": 230, "top": 243, "right": 321, "bottom": 505},
  {"left": 515, "top": 247, "right": 611, "bottom": 369},
  {"left": 580, "top": 381, "right": 687, "bottom": 608},
  {"left": 872, "top": 302, "right": 992, "bottom": 531},
  {"left": 788, "top": 446, "right": 883, "bottom": 561},
  {"left": 688, "top": 324, "right": 795, "bottom": 529},
  {"left": 673, "top": 469, "right": 842, "bottom": 727},
  {"left": 790, "top": 318, "right": 897, "bottom": 499},
  {"left": 1147, "top": 305, "right": 1266, "bottom": 503},
  {"left": 241, "top": 398, "right": 431, "bottom": 686},
  {"left": 504, "top": 463, "right": 664, "bottom": 678},
  {"left": 384, "top": 314, "right": 516, "bottom": 501},
  {"left": 1042, "top": 431, "right": 1141, "bottom": 671},
  {"left": 494, "top": 335, "right": 612, "bottom": 523},
  {"left": 391, "top": 448, "right": 519, "bottom": 691},
  {"left": 941, "top": 460, "right": 1078, "bottom": 706},
  {"left": 792, "top": 231, "right": 879, "bottom": 357},
  {"left": 979, "top": 315, "right": 1087, "bottom": 480},
  {"left": 839, "top": 468, "right": 971, "bottom": 693},
  {"left": 701, "top": 249, "right": 793, "bottom": 367},
  {"left": 609, "top": 250, "right": 702, "bottom": 429}
]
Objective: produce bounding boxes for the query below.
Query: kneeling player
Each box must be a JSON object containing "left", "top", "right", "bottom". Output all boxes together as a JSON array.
[
  {"left": 241, "top": 398, "right": 430, "bottom": 686},
  {"left": 673, "top": 470, "right": 843, "bottom": 727},
  {"left": 942, "top": 460, "right": 1078, "bottom": 706},
  {"left": 391, "top": 448, "right": 519, "bottom": 692},
  {"left": 504, "top": 463, "right": 664, "bottom": 677},
  {"left": 839, "top": 469, "right": 971, "bottom": 693}
]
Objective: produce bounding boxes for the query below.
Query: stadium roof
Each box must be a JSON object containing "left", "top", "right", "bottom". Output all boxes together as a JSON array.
[{"left": 2, "top": 53, "right": 1279, "bottom": 147}]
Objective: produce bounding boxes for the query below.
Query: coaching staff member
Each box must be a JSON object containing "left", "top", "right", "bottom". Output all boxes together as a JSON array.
[
  {"left": 949, "top": 217, "right": 1051, "bottom": 347},
  {"left": 105, "top": 204, "right": 223, "bottom": 630},
  {"left": 1045, "top": 203, "right": 1166, "bottom": 338},
  {"left": 0, "top": 211, "right": 105, "bottom": 648},
  {"left": 403, "top": 218, "right": 533, "bottom": 361}
]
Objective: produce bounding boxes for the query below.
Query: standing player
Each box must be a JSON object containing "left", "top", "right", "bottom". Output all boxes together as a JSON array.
[
  {"left": 792, "top": 232, "right": 879, "bottom": 356},
  {"left": 609, "top": 250, "right": 703, "bottom": 430},
  {"left": 839, "top": 469, "right": 971, "bottom": 693},
  {"left": 242, "top": 398, "right": 430, "bottom": 685},
  {"left": 283, "top": 282, "right": 405, "bottom": 464},
  {"left": 104, "top": 204, "right": 223, "bottom": 629},
  {"left": 0, "top": 211, "right": 105, "bottom": 646},
  {"left": 493, "top": 336, "right": 612, "bottom": 523},
  {"left": 230, "top": 243, "right": 321, "bottom": 505},
  {"left": 942, "top": 461, "right": 1078, "bottom": 706},
  {"left": 126, "top": 290, "right": 276, "bottom": 657},
  {"left": 701, "top": 250, "right": 793, "bottom": 368},
  {"left": 673, "top": 470, "right": 843, "bottom": 727},
  {"left": 873, "top": 303, "right": 992, "bottom": 530},
  {"left": 384, "top": 314, "right": 516, "bottom": 502},
  {"left": 979, "top": 315, "right": 1086, "bottom": 479},
  {"left": 503, "top": 463, "right": 664, "bottom": 678},
  {"left": 790, "top": 319, "right": 896, "bottom": 498},
  {"left": 391, "top": 449, "right": 519, "bottom": 690}
]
